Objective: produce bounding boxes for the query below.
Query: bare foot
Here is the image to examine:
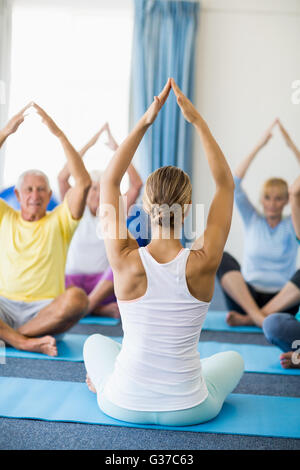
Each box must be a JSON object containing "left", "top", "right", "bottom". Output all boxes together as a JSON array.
[
  {"left": 86, "top": 374, "right": 97, "bottom": 393},
  {"left": 226, "top": 311, "right": 255, "bottom": 326},
  {"left": 280, "top": 351, "right": 300, "bottom": 369},
  {"left": 20, "top": 335, "right": 57, "bottom": 357},
  {"left": 92, "top": 302, "right": 120, "bottom": 319}
]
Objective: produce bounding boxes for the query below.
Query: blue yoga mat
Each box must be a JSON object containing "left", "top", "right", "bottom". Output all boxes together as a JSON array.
[
  {"left": 1, "top": 335, "right": 123, "bottom": 362},
  {"left": 79, "top": 311, "right": 299, "bottom": 331},
  {"left": 79, "top": 316, "right": 120, "bottom": 326},
  {"left": 2, "top": 334, "right": 88, "bottom": 362},
  {"left": 198, "top": 341, "right": 300, "bottom": 376},
  {"left": 203, "top": 311, "right": 262, "bottom": 333},
  {"left": 2, "top": 334, "right": 299, "bottom": 375},
  {"left": 0, "top": 376, "right": 299, "bottom": 438}
]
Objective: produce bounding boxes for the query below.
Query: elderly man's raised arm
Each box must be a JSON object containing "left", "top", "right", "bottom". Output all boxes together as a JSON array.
[
  {"left": 33, "top": 103, "right": 91, "bottom": 220},
  {"left": 0, "top": 104, "right": 33, "bottom": 221},
  {"left": 0, "top": 103, "right": 32, "bottom": 149}
]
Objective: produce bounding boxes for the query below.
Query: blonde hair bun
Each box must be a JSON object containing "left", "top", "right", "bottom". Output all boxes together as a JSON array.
[{"left": 143, "top": 166, "right": 192, "bottom": 227}]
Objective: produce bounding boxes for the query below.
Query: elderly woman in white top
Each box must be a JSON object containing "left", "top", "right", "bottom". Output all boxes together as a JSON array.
[{"left": 58, "top": 123, "right": 143, "bottom": 318}]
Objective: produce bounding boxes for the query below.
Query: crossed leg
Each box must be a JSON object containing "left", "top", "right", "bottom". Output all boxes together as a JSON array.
[
  {"left": 86, "top": 279, "right": 120, "bottom": 319},
  {"left": 217, "top": 253, "right": 300, "bottom": 328},
  {"left": 0, "top": 287, "right": 88, "bottom": 356},
  {"left": 17, "top": 286, "right": 88, "bottom": 338},
  {"left": 220, "top": 271, "right": 300, "bottom": 328},
  {"left": 0, "top": 319, "right": 57, "bottom": 356},
  {"left": 261, "top": 282, "right": 300, "bottom": 317},
  {"left": 0, "top": 286, "right": 88, "bottom": 357},
  {"left": 263, "top": 313, "right": 300, "bottom": 369},
  {"left": 220, "top": 271, "right": 263, "bottom": 326}
]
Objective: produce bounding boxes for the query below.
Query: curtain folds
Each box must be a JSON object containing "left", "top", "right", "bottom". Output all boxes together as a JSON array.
[{"left": 130, "top": 0, "right": 199, "bottom": 182}]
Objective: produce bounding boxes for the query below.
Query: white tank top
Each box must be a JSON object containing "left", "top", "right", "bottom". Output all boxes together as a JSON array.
[
  {"left": 103, "top": 246, "right": 210, "bottom": 412},
  {"left": 65, "top": 207, "right": 109, "bottom": 275}
]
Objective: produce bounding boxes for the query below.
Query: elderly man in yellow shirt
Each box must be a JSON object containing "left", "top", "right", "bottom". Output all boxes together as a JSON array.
[{"left": 0, "top": 103, "right": 91, "bottom": 356}]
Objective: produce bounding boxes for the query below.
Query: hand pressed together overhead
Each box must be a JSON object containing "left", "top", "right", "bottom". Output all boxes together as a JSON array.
[{"left": 143, "top": 77, "right": 201, "bottom": 126}]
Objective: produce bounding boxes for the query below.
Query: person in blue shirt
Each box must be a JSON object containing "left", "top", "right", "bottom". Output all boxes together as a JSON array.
[
  {"left": 263, "top": 173, "right": 300, "bottom": 369},
  {"left": 217, "top": 119, "right": 300, "bottom": 329}
]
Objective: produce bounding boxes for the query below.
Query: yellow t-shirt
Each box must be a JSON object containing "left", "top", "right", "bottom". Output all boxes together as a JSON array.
[{"left": 0, "top": 197, "right": 80, "bottom": 301}]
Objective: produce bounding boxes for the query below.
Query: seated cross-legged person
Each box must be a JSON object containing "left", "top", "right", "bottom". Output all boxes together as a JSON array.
[
  {"left": 217, "top": 119, "right": 300, "bottom": 328},
  {"left": 83, "top": 79, "right": 244, "bottom": 427},
  {"left": 0, "top": 103, "right": 91, "bottom": 356},
  {"left": 263, "top": 173, "right": 300, "bottom": 369},
  {"left": 58, "top": 122, "right": 143, "bottom": 318}
]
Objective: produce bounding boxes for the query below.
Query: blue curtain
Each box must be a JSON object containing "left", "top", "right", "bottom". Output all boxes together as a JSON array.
[{"left": 130, "top": 0, "right": 199, "bottom": 182}]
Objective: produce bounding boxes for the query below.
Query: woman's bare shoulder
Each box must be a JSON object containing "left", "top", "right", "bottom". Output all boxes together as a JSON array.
[{"left": 185, "top": 249, "right": 216, "bottom": 302}]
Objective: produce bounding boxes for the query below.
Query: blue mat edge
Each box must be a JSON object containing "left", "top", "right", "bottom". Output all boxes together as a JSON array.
[
  {"left": 0, "top": 376, "right": 299, "bottom": 439},
  {"left": 79, "top": 316, "right": 120, "bottom": 325},
  {"left": 79, "top": 311, "right": 261, "bottom": 332},
  {"left": 2, "top": 335, "right": 300, "bottom": 375},
  {"left": 204, "top": 311, "right": 262, "bottom": 333}
]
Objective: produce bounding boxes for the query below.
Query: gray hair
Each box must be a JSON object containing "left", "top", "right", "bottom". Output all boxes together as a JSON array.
[{"left": 16, "top": 170, "right": 51, "bottom": 192}]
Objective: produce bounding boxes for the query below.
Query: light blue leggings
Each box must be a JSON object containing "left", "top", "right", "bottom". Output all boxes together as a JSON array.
[{"left": 83, "top": 334, "right": 244, "bottom": 426}]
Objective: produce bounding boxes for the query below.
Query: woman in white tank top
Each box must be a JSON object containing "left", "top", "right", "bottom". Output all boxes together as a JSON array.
[{"left": 83, "top": 79, "right": 244, "bottom": 426}]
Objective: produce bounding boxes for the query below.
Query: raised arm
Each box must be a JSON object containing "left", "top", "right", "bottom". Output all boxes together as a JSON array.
[
  {"left": 277, "top": 119, "right": 300, "bottom": 164},
  {"left": 0, "top": 103, "right": 32, "bottom": 149},
  {"left": 105, "top": 123, "right": 143, "bottom": 214},
  {"left": 100, "top": 79, "right": 172, "bottom": 270},
  {"left": 57, "top": 123, "right": 108, "bottom": 201},
  {"left": 125, "top": 164, "right": 143, "bottom": 213},
  {"left": 79, "top": 123, "right": 108, "bottom": 158},
  {"left": 289, "top": 175, "right": 300, "bottom": 239},
  {"left": 234, "top": 120, "right": 276, "bottom": 179},
  {"left": 33, "top": 103, "right": 91, "bottom": 219},
  {"left": 233, "top": 120, "right": 276, "bottom": 225},
  {"left": 171, "top": 79, "right": 234, "bottom": 270}
]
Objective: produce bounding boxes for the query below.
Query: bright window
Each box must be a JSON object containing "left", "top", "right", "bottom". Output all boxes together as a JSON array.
[{"left": 4, "top": 0, "right": 134, "bottom": 198}]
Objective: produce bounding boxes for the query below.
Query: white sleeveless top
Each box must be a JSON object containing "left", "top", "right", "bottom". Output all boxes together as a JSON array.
[
  {"left": 103, "top": 247, "right": 210, "bottom": 412},
  {"left": 65, "top": 207, "right": 109, "bottom": 275}
]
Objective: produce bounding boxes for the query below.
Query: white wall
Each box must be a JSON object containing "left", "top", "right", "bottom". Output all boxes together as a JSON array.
[
  {"left": 192, "top": 0, "right": 300, "bottom": 262},
  {"left": 3, "top": 0, "right": 300, "bottom": 258},
  {"left": 3, "top": 0, "right": 134, "bottom": 197}
]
